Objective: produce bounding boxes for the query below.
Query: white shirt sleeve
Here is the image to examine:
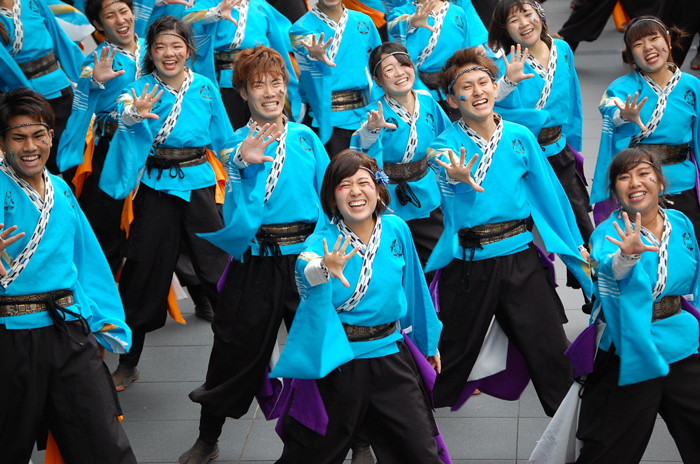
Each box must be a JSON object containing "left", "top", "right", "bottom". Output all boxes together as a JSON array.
[
  {"left": 612, "top": 249, "right": 641, "bottom": 281},
  {"left": 231, "top": 146, "right": 250, "bottom": 169},
  {"left": 304, "top": 258, "right": 331, "bottom": 286},
  {"left": 121, "top": 104, "right": 145, "bottom": 126},
  {"left": 356, "top": 121, "right": 382, "bottom": 150},
  {"left": 495, "top": 75, "right": 517, "bottom": 102}
]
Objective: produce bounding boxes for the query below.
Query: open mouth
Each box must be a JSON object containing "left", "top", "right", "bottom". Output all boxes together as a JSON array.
[
  {"left": 162, "top": 60, "right": 178, "bottom": 70},
  {"left": 472, "top": 98, "right": 488, "bottom": 109},
  {"left": 261, "top": 101, "right": 279, "bottom": 108},
  {"left": 629, "top": 191, "right": 647, "bottom": 202},
  {"left": 348, "top": 199, "right": 367, "bottom": 209},
  {"left": 645, "top": 52, "right": 659, "bottom": 64},
  {"left": 19, "top": 154, "right": 41, "bottom": 165},
  {"left": 117, "top": 26, "right": 129, "bottom": 36},
  {"left": 520, "top": 27, "right": 534, "bottom": 38},
  {"left": 395, "top": 77, "right": 409, "bottom": 85}
]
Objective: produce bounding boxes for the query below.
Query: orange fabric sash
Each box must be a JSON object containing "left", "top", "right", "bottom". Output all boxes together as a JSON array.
[
  {"left": 343, "top": 0, "right": 386, "bottom": 29},
  {"left": 71, "top": 119, "right": 95, "bottom": 199},
  {"left": 45, "top": 416, "right": 124, "bottom": 464},
  {"left": 613, "top": 1, "right": 630, "bottom": 32}
]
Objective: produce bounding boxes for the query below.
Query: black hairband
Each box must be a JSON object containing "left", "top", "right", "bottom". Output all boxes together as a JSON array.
[
  {"left": 448, "top": 66, "right": 495, "bottom": 95},
  {"left": 1, "top": 122, "right": 51, "bottom": 135}
]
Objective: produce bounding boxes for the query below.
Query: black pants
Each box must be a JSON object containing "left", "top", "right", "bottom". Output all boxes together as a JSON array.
[
  {"left": 277, "top": 342, "right": 443, "bottom": 464},
  {"left": 79, "top": 134, "right": 125, "bottom": 275},
  {"left": 220, "top": 87, "right": 251, "bottom": 132},
  {"left": 662, "top": 0, "right": 700, "bottom": 66},
  {"left": 47, "top": 86, "right": 74, "bottom": 175},
  {"left": 118, "top": 185, "right": 228, "bottom": 367},
  {"left": 666, "top": 187, "right": 700, "bottom": 243},
  {"left": 324, "top": 127, "right": 355, "bottom": 159},
  {"left": 433, "top": 244, "right": 574, "bottom": 417},
  {"left": 0, "top": 323, "right": 136, "bottom": 464},
  {"left": 190, "top": 252, "right": 299, "bottom": 443},
  {"left": 577, "top": 349, "right": 700, "bottom": 464},
  {"left": 406, "top": 207, "right": 444, "bottom": 284},
  {"left": 558, "top": 0, "right": 661, "bottom": 52}
]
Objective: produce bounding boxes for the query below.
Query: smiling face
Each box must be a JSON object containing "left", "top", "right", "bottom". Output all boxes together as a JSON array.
[
  {"left": 614, "top": 161, "right": 663, "bottom": 218},
  {"left": 374, "top": 54, "right": 415, "bottom": 98},
  {"left": 629, "top": 31, "right": 671, "bottom": 74},
  {"left": 96, "top": 0, "right": 135, "bottom": 48},
  {"left": 151, "top": 32, "right": 189, "bottom": 80},
  {"left": 446, "top": 68, "right": 497, "bottom": 123},
  {"left": 0, "top": 116, "right": 52, "bottom": 182},
  {"left": 334, "top": 169, "right": 378, "bottom": 227},
  {"left": 240, "top": 72, "right": 287, "bottom": 124},
  {"left": 505, "top": 4, "right": 543, "bottom": 49}
]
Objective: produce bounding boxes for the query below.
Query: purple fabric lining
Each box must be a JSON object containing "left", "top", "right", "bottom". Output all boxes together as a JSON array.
[
  {"left": 256, "top": 366, "right": 285, "bottom": 420},
  {"left": 451, "top": 341, "right": 530, "bottom": 411},
  {"left": 564, "top": 323, "right": 596, "bottom": 378},
  {"left": 568, "top": 143, "right": 588, "bottom": 186},
  {"left": 533, "top": 241, "right": 557, "bottom": 287},
  {"left": 593, "top": 197, "right": 617, "bottom": 226},
  {"left": 429, "top": 268, "right": 443, "bottom": 313},
  {"left": 216, "top": 257, "right": 233, "bottom": 293},
  {"left": 681, "top": 297, "right": 700, "bottom": 325}
]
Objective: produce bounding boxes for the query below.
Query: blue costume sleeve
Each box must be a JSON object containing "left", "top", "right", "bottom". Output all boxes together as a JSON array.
[
  {"left": 458, "top": 0, "right": 487, "bottom": 43},
  {"left": 270, "top": 232, "right": 355, "bottom": 379},
  {"left": 208, "top": 83, "right": 235, "bottom": 152},
  {"left": 0, "top": 46, "right": 32, "bottom": 92},
  {"left": 69, "top": 187, "right": 132, "bottom": 353},
  {"left": 99, "top": 91, "right": 154, "bottom": 199},
  {"left": 46, "top": 0, "right": 95, "bottom": 43},
  {"left": 133, "top": 0, "right": 157, "bottom": 37},
  {"left": 37, "top": 0, "right": 84, "bottom": 83},
  {"left": 396, "top": 220, "right": 442, "bottom": 356},
  {"left": 562, "top": 44, "right": 582, "bottom": 153}
]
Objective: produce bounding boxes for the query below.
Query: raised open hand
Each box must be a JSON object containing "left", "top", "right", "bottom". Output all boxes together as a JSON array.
[
  {"left": 300, "top": 32, "right": 336, "bottom": 67},
  {"left": 366, "top": 101, "right": 398, "bottom": 132},
  {"left": 218, "top": 0, "right": 241, "bottom": 24},
  {"left": 239, "top": 122, "right": 280, "bottom": 164},
  {"left": 606, "top": 211, "right": 660, "bottom": 256},
  {"left": 0, "top": 224, "right": 25, "bottom": 277},
  {"left": 92, "top": 47, "right": 126, "bottom": 84},
  {"left": 501, "top": 44, "right": 534, "bottom": 85},
  {"left": 435, "top": 147, "right": 485, "bottom": 192},
  {"left": 131, "top": 83, "right": 163, "bottom": 120},
  {"left": 615, "top": 92, "right": 648, "bottom": 132},
  {"left": 322, "top": 235, "right": 359, "bottom": 288},
  {"left": 410, "top": 0, "right": 438, "bottom": 32}
]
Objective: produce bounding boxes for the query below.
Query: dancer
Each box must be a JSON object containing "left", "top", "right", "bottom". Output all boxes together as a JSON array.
[
  {"left": 57, "top": 0, "right": 145, "bottom": 274},
  {"left": 290, "top": 0, "right": 382, "bottom": 156},
  {"left": 426, "top": 48, "right": 589, "bottom": 416},
  {"left": 99, "top": 16, "right": 232, "bottom": 392},
  {"left": 351, "top": 42, "right": 450, "bottom": 275},
  {"left": 489, "top": 0, "right": 594, "bottom": 290},
  {"left": 178, "top": 45, "right": 329, "bottom": 464},
  {"left": 184, "top": 0, "right": 302, "bottom": 130},
  {"left": 591, "top": 16, "right": 700, "bottom": 238},
  {"left": 271, "top": 149, "right": 445, "bottom": 464},
  {"left": 575, "top": 148, "right": 700, "bottom": 463},
  {"left": 0, "top": 87, "right": 135, "bottom": 464},
  {"left": 0, "top": 0, "right": 84, "bottom": 174},
  {"left": 388, "top": 0, "right": 488, "bottom": 120}
]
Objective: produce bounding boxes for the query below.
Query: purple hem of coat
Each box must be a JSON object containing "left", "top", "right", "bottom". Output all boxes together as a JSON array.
[
  {"left": 429, "top": 269, "right": 443, "bottom": 313},
  {"left": 565, "top": 323, "right": 596, "bottom": 378},
  {"left": 533, "top": 241, "right": 557, "bottom": 287},
  {"left": 216, "top": 256, "right": 233, "bottom": 293},
  {"left": 681, "top": 297, "right": 700, "bottom": 325},
  {"left": 256, "top": 366, "right": 285, "bottom": 420},
  {"left": 568, "top": 143, "right": 588, "bottom": 186},
  {"left": 451, "top": 341, "right": 531, "bottom": 411},
  {"left": 593, "top": 197, "right": 617, "bottom": 226}
]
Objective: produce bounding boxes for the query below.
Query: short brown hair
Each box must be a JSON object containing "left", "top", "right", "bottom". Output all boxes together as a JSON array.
[
  {"left": 0, "top": 87, "right": 55, "bottom": 135},
  {"left": 488, "top": 0, "right": 551, "bottom": 53},
  {"left": 438, "top": 47, "right": 500, "bottom": 96},
  {"left": 621, "top": 16, "right": 687, "bottom": 67},
  {"left": 608, "top": 147, "right": 667, "bottom": 200},
  {"left": 320, "top": 150, "right": 391, "bottom": 220},
  {"left": 232, "top": 45, "right": 289, "bottom": 92}
]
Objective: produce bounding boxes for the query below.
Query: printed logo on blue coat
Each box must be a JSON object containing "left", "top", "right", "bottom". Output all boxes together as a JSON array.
[
  {"left": 684, "top": 232, "right": 695, "bottom": 251},
  {"left": 64, "top": 190, "right": 75, "bottom": 209},
  {"left": 425, "top": 112, "right": 435, "bottom": 132},
  {"left": 29, "top": 0, "right": 39, "bottom": 13},
  {"left": 112, "top": 59, "right": 124, "bottom": 73},
  {"left": 390, "top": 239, "right": 403, "bottom": 258},
  {"left": 512, "top": 139, "right": 525, "bottom": 155},
  {"left": 357, "top": 21, "right": 370, "bottom": 35},
  {"left": 684, "top": 90, "right": 695, "bottom": 107},
  {"left": 455, "top": 15, "right": 465, "bottom": 30},
  {"left": 200, "top": 85, "right": 212, "bottom": 100},
  {"left": 386, "top": 116, "right": 398, "bottom": 133},
  {"left": 299, "top": 136, "right": 312, "bottom": 152},
  {"left": 4, "top": 192, "right": 14, "bottom": 212}
]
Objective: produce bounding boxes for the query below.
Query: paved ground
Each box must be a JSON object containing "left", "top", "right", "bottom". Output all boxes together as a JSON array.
[{"left": 31, "top": 1, "right": 699, "bottom": 462}]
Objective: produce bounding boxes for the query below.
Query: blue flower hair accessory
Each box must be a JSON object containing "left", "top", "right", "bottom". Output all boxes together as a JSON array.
[{"left": 360, "top": 166, "right": 389, "bottom": 186}]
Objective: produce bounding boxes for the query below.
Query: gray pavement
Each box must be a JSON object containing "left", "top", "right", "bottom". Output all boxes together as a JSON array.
[{"left": 32, "top": 1, "right": 699, "bottom": 462}]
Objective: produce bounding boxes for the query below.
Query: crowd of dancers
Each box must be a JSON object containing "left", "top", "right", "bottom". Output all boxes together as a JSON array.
[{"left": 1, "top": 0, "right": 700, "bottom": 463}]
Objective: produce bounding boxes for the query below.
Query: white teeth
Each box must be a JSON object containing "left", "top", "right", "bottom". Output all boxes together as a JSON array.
[
  {"left": 396, "top": 78, "right": 408, "bottom": 85},
  {"left": 349, "top": 200, "right": 366, "bottom": 207},
  {"left": 472, "top": 99, "right": 487, "bottom": 107},
  {"left": 262, "top": 102, "right": 278, "bottom": 107},
  {"left": 117, "top": 27, "right": 128, "bottom": 33},
  {"left": 630, "top": 192, "right": 646, "bottom": 199},
  {"left": 521, "top": 28, "right": 533, "bottom": 36},
  {"left": 21, "top": 155, "right": 39, "bottom": 162}
]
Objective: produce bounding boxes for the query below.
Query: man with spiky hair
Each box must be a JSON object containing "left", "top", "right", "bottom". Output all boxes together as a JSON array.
[{"left": 0, "top": 87, "right": 135, "bottom": 464}]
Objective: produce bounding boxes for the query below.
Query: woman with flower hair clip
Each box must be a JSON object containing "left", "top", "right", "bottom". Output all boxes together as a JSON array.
[
  {"left": 591, "top": 16, "right": 700, "bottom": 240},
  {"left": 271, "top": 149, "right": 448, "bottom": 464},
  {"left": 350, "top": 42, "right": 451, "bottom": 281},
  {"left": 489, "top": 0, "right": 593, "bottom": 291},
  {"left": 98, "top": 15, "right": 233, "bottom": 392}
]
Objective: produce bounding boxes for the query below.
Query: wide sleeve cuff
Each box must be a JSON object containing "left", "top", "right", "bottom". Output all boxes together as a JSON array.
[
  {"left": 611, "top": 107, "right": 631, "bottom": 127},
  {"left": 357, "top": 121, "right": 382, "bottom": 150},
  {"left": 231, "top": 146, "right": 250, "bottom": 169},
  {"left": 121, "top": 104, "right": 145, "bottom": 126}
]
